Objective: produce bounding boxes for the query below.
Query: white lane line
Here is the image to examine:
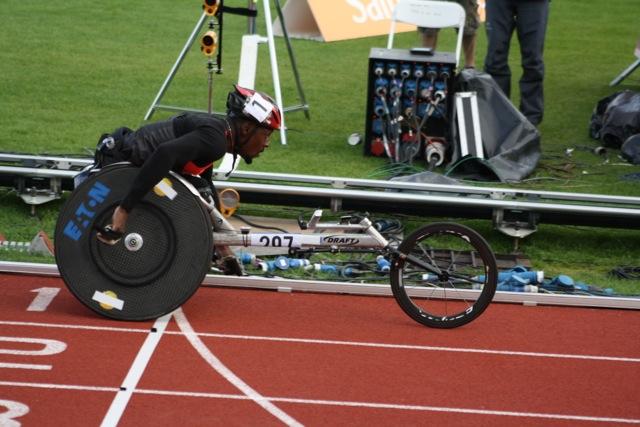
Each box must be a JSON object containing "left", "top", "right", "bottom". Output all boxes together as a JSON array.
[
  {"left": 0, "top": 381, "right": 117, "bottom": 392},
  {"left": 100, "top": 313, "right": 171, "bottom": 427},
  {"left": 188, "top": 332, "right": 640, "bottom": 364},
  {"left": 173, "top": 308, "right": 303, "bottom": 427},
  {"left": 268, "top": 396, "right": 640, "bottom": 425},
  {"left": 2, "top": 319, "right": 639, "bottom": 363},
  {"left": 0, "top": 363, "right": 51, "bottom": 370},
  {"left": 0, "top": 320, "right": 150, "bottom": 333},
  {"left": 3, "top": 381, "right": 640, "bottom": 424}
]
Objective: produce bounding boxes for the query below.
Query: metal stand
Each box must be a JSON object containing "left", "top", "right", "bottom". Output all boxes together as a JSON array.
[
  {"left": 143, "top": 12, "right": 210, "bottom": 120},
  {"left": 143, "top": 0, "right": 310, "bottom": 146},
  {"left": 274, "top": 0, "right": 310, "bottom": 119},
  {"left": 3, "top": 152, "right": 640, "bottom": 235},
  {"left": 261, "top": 0, "right": 287, "bottom": 144},
  {"left": 610, "top": 58, "right": 640, "bottom": 86},
  {"left": 207, "top": 58, "right": 216, "bottom": 114},
  {"left": 610, "top": 38, "right": 640, "bottom": 86}
]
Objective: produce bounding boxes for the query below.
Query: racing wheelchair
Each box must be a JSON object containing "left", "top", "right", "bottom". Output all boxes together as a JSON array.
[{"left": 55, "top": 164, "right": 498, "bottom": 328}]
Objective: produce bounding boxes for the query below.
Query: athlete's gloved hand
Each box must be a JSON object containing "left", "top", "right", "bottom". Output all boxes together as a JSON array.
[
  {"left": 96, "top": 225, "right": 123, "bottom": 245},
  {"left": 96, "top": 206, "right": 128, "bottom": 245}
]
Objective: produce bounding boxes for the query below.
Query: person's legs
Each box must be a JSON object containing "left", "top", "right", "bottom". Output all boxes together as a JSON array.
[
  {"left": 515, "top": 0, "right": 549, "bottom": 125},
  {"left": 484, "top": 0, "right": 516, "bottom": 97},
  {"left": 459, "top": 0, "right": 479, "bottom": 68},
  {"left": 462, "top": 33, "right": 477, "bottom": 68}
]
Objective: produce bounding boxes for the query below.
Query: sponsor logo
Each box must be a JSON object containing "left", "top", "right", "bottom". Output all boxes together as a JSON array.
[
  {"left": 346, "top": 0, "right": 399, "bottom": 24},
  {"left": 63, "top": 181, "right": 110, "bottom": 241},
  {"left": 322, "top": 235, "right": 360, "bottom": 245}
]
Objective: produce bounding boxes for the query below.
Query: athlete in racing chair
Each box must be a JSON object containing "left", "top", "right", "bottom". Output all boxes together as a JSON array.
[{"left": 94, "top": 85, "right": 282, "bottom": 275}]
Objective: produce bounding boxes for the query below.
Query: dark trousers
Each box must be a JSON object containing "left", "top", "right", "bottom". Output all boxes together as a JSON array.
[{"left": 484, "top": 0, "right": 549, "bottom": 125}]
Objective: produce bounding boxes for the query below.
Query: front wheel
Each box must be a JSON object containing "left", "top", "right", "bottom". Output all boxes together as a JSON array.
[{"left": 390, "top": 223, "right": 497, "bottom": 328}]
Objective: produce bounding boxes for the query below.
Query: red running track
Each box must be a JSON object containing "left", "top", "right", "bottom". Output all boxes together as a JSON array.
[{"left": 0, "top": 272, "right": 639, "bottom": 426}]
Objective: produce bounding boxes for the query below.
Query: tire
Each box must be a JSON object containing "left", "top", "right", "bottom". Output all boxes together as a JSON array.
[
  {"left": 390, "top": 223, "right": 497, "bottom": 328},
  {"left": 54, "top": 164, "right": 213, "bottom": 320}
]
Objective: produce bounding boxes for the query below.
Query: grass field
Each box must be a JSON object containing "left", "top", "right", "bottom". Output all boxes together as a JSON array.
[{"left": 1, "top": 0, "right": 639, "bottom": 294}]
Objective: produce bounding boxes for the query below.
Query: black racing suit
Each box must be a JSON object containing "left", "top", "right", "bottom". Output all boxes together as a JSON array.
[
  {"left": 118, "top": 113, "right": 228, "bottom": 212},
  {"left": 95, "top": 112, "right": 242, "bottom": 274}
]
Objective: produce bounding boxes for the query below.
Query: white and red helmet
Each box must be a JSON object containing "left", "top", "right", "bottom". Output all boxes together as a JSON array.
[{"left": 226, "top": 85, "right": 282, "bottom": 130}]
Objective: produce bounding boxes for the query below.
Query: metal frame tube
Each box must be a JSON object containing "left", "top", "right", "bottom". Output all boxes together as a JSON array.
[
  {"left": 3, "top": 153, "right": 639, "bottom": 207},
  {"left": 1, "top": 154, "right": 640, "bottom": 230}
]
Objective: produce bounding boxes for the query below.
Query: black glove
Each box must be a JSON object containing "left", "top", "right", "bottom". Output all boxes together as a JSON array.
[{"left": 95, "top": 225, "right": 123, "bottom": 245}]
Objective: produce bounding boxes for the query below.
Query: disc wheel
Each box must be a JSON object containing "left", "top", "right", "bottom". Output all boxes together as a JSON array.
[
  {"left": 54, "top": 164, "right": 213, "bottom": 320},
  {"left": 390, "top": 223, "right": 497, "bottom": 328}
]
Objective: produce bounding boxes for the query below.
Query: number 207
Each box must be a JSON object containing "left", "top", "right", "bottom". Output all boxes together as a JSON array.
[{"left": 259, "top": 235, "right": 293, "bottom": 247}]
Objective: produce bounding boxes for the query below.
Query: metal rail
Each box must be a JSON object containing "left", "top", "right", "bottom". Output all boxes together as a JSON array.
[
  {"left": 213, "top": 169, "right": 640, "bottom": 207},
  {"left": 3, "top": 152, "right": 638, "bottom": 206},
  {"left": 1, "top": 153, "right": 640, "bottom": 235},
  {"left": 1, "top": 261, "right": 638, "bottom": 310}
]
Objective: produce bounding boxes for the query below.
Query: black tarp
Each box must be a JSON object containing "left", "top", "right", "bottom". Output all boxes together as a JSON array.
[
  {"left": 590, "top": 90, "right": 640, "bottom": 148},
  {"left": 621, "top": 134, "right": 640, "bottom": 165},
  {"left": 446, "top": 69, "right": 541, "bottom": 182}
]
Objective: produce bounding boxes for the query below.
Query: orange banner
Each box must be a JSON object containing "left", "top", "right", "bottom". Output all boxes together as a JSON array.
[
  {"left": 273, "top": 0, "right": 485, "bottom": 43},
  {"left": 273, "top": 0, "right": 415, "bottom": 42}
]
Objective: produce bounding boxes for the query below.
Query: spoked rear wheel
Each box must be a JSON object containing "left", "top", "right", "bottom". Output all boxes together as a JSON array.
[{"left": 390, "top": 223, "right": 497, "bottom": 328}]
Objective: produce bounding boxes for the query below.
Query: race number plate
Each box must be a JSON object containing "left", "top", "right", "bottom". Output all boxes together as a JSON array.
[{"left": 250, "top": 233, "right": 306, "bottom": 248}]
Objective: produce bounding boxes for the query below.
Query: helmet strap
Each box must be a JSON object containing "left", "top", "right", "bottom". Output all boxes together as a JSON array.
[
  {"left": 223, "top": 118, "right": 234, "bottom": 152},
  {"left": 224, "top": 118, "right": 237, "bottom": 177},
  {"left": 225, "top": 153, "right": 238, "bottom": 178}
]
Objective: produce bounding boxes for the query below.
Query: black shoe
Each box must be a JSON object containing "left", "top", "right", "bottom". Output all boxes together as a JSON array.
[{"left": 218, "top": 255, "right": 244, "bottom": 276}]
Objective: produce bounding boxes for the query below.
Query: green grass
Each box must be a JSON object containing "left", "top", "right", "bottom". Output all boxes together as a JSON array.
[{"left": 1, "top": 0, "right": 639, "bottom": 294}]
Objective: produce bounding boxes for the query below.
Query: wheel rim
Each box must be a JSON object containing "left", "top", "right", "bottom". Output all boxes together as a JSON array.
[{"left": 391, "top": 224, "right": 496, "bottom": 327}]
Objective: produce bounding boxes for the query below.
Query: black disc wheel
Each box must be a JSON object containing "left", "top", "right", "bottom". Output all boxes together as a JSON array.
[
  {"left": 390, "top": 223, "right": 497, "bottom": 328},
  {"left": 54, "top": 164, "right": 213, "bottom": 320}
]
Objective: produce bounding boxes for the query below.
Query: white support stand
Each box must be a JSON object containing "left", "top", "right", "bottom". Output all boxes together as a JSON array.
[
  {"left": 217, "top": 34, "right": 269, "bottom": 175},
  {"left": 262, "top": 0, "right": 287, "bottom": 145},
  {"left": 216, "top": 26, "right": 287, "bottom": 174},
  {"left": 238, "top": 35, "right": 267, "bottom": 89}
]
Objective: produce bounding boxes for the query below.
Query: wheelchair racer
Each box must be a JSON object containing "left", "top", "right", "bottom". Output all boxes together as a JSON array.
[{"left": 95, "top": 84, "right": 281, "bottom": 275}]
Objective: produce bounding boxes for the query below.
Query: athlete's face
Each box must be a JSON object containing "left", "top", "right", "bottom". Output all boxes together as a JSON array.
[{"left": 239, "top": 123, "right": 272, "bottom": 162}]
